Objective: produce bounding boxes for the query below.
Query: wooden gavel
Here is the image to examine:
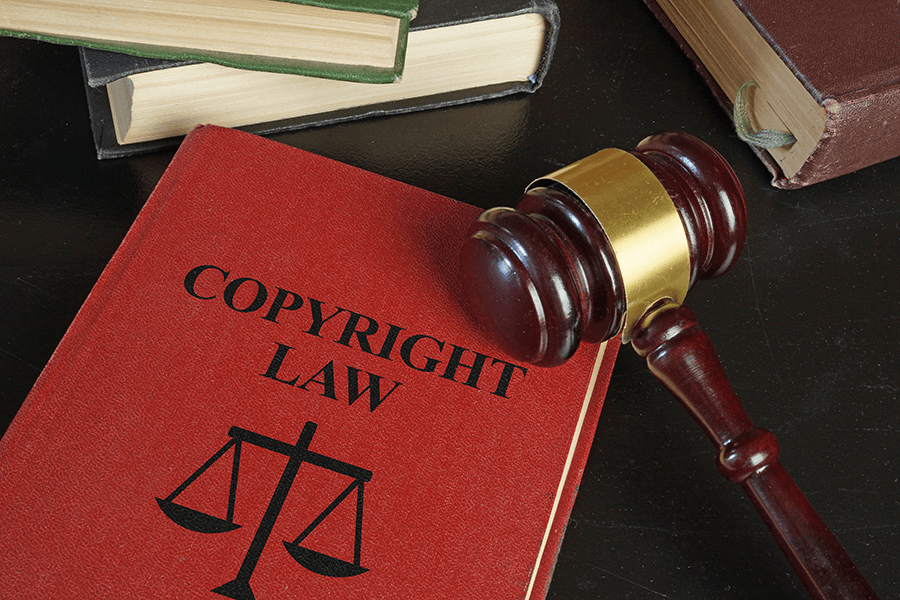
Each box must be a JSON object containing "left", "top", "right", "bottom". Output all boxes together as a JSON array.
[{"left": 459, "top": 131, "right": 880, "bottom": 600}]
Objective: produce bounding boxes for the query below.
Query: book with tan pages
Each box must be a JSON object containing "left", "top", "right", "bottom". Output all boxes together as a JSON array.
[
  {"left": 643, "top": 0, "right": 900, "bottom": 188},
  {"left": 2, "top": 0, "right": 418, "bottom": 83}
]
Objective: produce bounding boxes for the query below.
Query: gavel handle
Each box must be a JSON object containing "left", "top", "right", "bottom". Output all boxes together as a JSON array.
[{"left": 631, "top": 301, "right": 880, "bottom": 600}]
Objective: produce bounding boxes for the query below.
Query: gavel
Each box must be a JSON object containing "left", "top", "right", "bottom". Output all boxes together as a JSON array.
[{"left": 459, "top": 132, "right": 880, "bottom": 600}]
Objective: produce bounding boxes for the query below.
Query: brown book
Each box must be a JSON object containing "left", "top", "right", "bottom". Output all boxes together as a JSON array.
[{"left": 643, "top": 0, "right": 900, "bottom": 189}]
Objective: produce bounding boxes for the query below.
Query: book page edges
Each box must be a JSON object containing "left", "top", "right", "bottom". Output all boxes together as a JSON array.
[
  {"left": 287, "top": 0, "right": 419, "bottom": 20},
  {"left": 525, "top": 337, "right": 620, "bottom": 599},
  {"left": 111, "top": 14, "right": 545, "bottom": 144},
  {"left": 1, "top": 0, "right": 409, "bottom": 82}
]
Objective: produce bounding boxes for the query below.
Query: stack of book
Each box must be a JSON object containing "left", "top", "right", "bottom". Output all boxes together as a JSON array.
[{"left": 3, "top": 0, "right": 562, "bottom": 158}]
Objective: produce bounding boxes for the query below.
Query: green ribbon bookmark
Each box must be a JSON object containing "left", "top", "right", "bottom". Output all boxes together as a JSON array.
[{"left": 734, "top": 80, "right": 797, "bottom": 149}]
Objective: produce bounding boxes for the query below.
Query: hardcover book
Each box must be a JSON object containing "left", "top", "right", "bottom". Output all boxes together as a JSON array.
[
  {"left": 2, "top": 0, "right": 418, "bottom": 83},
  {"left": 0, "top": 126, "right": 618, "bottom": 599},
  {"left": 80, "top": 0, "right": 559, "bottom": 159},
  {"left": 643, "top": 0, "right": 900, "bottom": 188}
]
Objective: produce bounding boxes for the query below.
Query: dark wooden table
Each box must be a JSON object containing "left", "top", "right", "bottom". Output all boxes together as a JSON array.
[{"left": 1, "top": 1, "right": 897, "bottom": 598}]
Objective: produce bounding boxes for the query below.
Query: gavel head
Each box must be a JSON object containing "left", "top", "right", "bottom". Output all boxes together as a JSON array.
[{"left": 460, "top": 131, "right": 747, "bottom": 366}]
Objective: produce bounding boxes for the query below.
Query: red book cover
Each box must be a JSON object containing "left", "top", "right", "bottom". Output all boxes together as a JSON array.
[{"left": 0, "top": 126, "right": 618, "bottom": 600}]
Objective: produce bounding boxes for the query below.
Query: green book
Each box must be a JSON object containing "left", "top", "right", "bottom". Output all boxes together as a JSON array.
[{"left": 1, "top": 0, "right": 418, "bottom": 83}]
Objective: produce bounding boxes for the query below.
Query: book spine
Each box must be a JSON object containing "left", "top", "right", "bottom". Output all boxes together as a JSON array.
[{"left": 786, "top": 84, "right": 900, "bottom": 188}]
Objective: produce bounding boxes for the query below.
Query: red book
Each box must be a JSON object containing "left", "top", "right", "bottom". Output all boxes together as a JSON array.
[{"left": 0, "top": 126, "right": 618, "bottom": 600}]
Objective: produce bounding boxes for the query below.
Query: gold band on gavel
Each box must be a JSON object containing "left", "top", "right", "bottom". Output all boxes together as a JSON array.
[{"left": 528, "top": 148, "right": 691, "bottom": 342}]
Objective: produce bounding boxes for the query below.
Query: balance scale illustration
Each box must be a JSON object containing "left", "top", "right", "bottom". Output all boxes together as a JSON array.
[{"left": 155, "top": 421, "right": 372, "bottom": 600}]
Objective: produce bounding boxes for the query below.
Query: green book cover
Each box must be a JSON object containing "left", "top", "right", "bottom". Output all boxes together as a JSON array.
[{"left": 1, "top": 0, "right": 418, "bottom": 83}]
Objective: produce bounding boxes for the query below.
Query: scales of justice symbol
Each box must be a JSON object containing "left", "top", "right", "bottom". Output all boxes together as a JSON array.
[{"left": 155, "top": 421, "right": 373, "bottom": 600}]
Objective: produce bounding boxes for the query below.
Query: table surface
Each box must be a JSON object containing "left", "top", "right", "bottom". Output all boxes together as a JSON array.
[{"left": 1, "top": 1, "right": 898, "bottom": 599}]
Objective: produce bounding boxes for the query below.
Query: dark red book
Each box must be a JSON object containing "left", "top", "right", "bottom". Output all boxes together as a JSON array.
[
  {"left": 0, "top": 126, "right": 618, "bottom": 600},
  {"left": 643, "top": 0, "right": 900, "bottom": 189}
]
